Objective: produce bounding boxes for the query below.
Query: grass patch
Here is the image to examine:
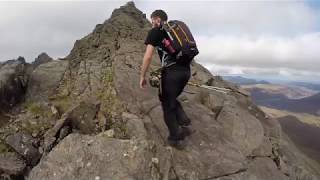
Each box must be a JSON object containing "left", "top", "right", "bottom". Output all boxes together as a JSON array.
[
  {"left": 49, "top": 94, "right": 73, "bottom": 114},
  {"left": 0, "top": 139, "right": 12, "bottom": 154}
]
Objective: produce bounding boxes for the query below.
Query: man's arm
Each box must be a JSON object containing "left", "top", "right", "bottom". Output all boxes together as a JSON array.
[
  {"left": 141, "top": 44, "right": 155, "bottom": 78},
  {"left": 140, "top": 44, "right": 155, "bottom": 89}
]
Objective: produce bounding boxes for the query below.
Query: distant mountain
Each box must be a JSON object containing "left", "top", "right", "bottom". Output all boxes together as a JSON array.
[
  {"left": 250, "top": 90, "right": 320, "bottom": 115},
  {"left": 261, "top": 107, "right": 320, "bottom": 170},
  {"left": 242, "top": 83, "right": 317, "bottom": 99},
  {"left": 278, "top": 115, "right": 320, "bottom": 164},
  {"left": 288, "top": 81, "right": 320, "bottom": 91},
  {"left": 222, "top": 76, "right": 270, "bottom": 85}
]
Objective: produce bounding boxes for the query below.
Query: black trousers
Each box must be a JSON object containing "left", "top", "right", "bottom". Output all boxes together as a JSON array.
[{"left": 159, "top": 64, "right": 191, "bottom": 139}]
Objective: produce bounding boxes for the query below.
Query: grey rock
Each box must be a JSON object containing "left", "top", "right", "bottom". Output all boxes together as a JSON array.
[
  {"left": 0, "top": 152, "right": 26, "bottom": 175},
  {"left": 5, "top": 132, "right": 40, "bottom": 166},
  {"left": 42, "top": 111, "right": 71, "bottom": 153},
  {"left": 67, "top": 101, "right": 100, "bottom": 134},
  {"left": 216, "top": 104, "right": 264, "bottom": 156},
  {"left": 0, "top": 57, "right": 29, "bottom": 111},
  {"left": 26, "top": 60, "right": 68, "bottom": 102},
  {"left": 27, "top": 133, "right": 160, "bottom": 180}
]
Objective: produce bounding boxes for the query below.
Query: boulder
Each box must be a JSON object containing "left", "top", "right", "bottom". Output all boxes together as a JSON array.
[
  {"left": 5, "top": 132, "right": 41, "bottom": 166},
  {"left": 0, "top": 152, "right": 26, "bottom": 175},
  {"left": 26, "top": 60, "right": 68, "bottom": 102}
]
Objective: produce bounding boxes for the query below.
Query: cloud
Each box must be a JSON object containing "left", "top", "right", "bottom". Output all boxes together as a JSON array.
[
  {"left": 205, "top": 63, "right": 320, "bottom": 82},
  {"left": 136, "top": 1, "right": 320, "bottom": 36},
  {"left": 196, "top": 32, "right": 320, "bottom": 72},
  {"left": 0, "top": 1, "right": 127, "bottom": 61}
]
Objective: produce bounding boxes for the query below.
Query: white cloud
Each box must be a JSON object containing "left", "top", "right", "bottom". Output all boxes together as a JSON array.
[
  {"left": 136, "top": 1, "right": 320, "bottom": 36},
  {"left": 0, "top": 1, "right": 127, "bottom": 61},
  {"left": 195, "top": 32, "right": 320, "bottom": 73}
]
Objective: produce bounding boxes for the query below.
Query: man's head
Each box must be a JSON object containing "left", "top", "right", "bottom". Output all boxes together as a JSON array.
[{"left": 151, "top": 9, "right": 167, "bottom": 28}]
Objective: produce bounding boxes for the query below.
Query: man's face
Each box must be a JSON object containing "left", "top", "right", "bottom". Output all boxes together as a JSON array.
[{"left": 151, "top": 16, "right": 161, "bottom": 28}]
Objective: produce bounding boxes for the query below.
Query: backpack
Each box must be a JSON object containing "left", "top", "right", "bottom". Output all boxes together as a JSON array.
[{"left": 160, "top": 20, "right": 199, "bottom": 65}]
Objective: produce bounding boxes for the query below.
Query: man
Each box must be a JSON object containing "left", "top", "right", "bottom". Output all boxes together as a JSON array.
[{"left": 140, "top": 9, "right": 192, "bottom": 148}]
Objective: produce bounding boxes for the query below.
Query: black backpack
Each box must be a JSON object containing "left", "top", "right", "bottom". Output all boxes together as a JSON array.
[{"left": 160, "top": 20, "right": 199, "bottom": 64}]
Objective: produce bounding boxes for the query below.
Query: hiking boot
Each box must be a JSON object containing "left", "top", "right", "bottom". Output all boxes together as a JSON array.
[
  {"left": 167, "top": 126, "right": 192, "bottom": 142},
  {"left": 167, "top": 137, "right": 185, "bottom": 150},
  {"left": 181, "top": 126, "right": 193, "bottom": 137}
]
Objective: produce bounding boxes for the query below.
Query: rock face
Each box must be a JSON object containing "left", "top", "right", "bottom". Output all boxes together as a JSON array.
[
  {"left": 28, "top": 133, "right": 158, "bottom": 180},
  {"left": 0, "top": 1, "right": 319, "bottom": 180},
  {"left": 5, "top": 132, "right": 41, "bottom": 166},
  {"left": 0, "top": 57, "right": 29, "bottom": 112},
  {"left": 26, "top": 60, "right": 68, "bottom": 102},
  {"left": 0, "top": 152, "right": 26, "bottom": 176}
]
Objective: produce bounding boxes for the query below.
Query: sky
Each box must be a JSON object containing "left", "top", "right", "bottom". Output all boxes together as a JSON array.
[{"left": 0, "top": 0, "right": 320, "bottom": 83}]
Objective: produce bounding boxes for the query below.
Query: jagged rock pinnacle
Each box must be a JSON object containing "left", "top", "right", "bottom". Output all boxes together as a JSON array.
[
  {"left": 32, "top": 52, "right": 53, "bottom": 68},
  {"left": 109, "top": 1, "right": 146, "bottom": 22}
]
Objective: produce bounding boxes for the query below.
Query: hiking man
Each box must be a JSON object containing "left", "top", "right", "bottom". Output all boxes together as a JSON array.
[{"left": 140, "top": 10, "right": 193, "bottom": 148}]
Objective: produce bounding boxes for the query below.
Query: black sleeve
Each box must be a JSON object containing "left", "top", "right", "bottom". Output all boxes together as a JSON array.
[{"left": 144, "top": 28, "right": 160, "bottom": 47}]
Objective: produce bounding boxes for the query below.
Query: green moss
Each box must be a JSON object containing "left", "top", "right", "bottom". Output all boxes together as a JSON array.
[
  {"left": 18, "top": 102, "right": 56, "bottom": 137},
  {"left": 49, "top": 94, "right": 73, "bottom": 114},
  {"left": 97, "top": 66, "right": 128, "bottom": 137},
  {"left": 23, "top": 102, "right": 55, "bottom": 119},
  {"left": 102, "top": 66, "right": 114, "bottom": 83},
  {"left": 27, "top": 103, "right": 43, "bottom": 115},
  {"left": 0, "top": 139, "right": 12, "bottom": 154},
  {"left": 21, "top": 120, "right": 52, "bottom": 137},
  {"left": 99, "top": 66, "right": 117, "bottom": 117},
  {"left": 104, "top": 116, "right": 129, "bottom": 139}
]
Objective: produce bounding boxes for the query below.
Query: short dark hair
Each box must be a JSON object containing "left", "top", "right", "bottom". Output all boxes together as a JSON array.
[{"left": 151, "top": 9, "right": 168, "bottom": 21}]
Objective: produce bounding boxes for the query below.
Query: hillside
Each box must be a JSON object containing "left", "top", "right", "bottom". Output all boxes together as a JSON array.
[
  {"left": 249, "top": 89, "right": 320, "bottom": 115},
  {"left": 278, "top": 115, "right": 320, "bottom": 165},
  {"left": 222, "top": 76, "right": 270, "bottom": 85}
]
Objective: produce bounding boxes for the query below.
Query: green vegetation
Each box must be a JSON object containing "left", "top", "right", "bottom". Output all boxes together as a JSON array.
[
  {"left": 20, "top": 119, "right": 52, "bottom": 137},
  {"left": 23, "top": 102, "right": 55, "bottom": 119},
  {"left": 97, "top": 65, "right": 128, "bottom": 138},
  {"left": 49, "top": 94, "right": 73, "bottom": 114},
  {"left": 0, "top": 139, "right": 12, "bottom": 154}
]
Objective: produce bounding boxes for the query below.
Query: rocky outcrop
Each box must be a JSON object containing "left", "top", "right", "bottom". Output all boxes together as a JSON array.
[
  {"left": 28, "top": 132, "right": 159, "bottom": 180},
  {"left": 0, "top": 57, "right": 29, "bottom": 112},
  {"left": 31, "top": 53, "right": 53, "bottom": 68},
  {"left": 5, "top": 132, "right": 41, "bottom": 166},
  {"left": 0, "top": 1, "right": 319, "bottom": 180},
  {"left": 26, "top": 60, "right": 68, "bottom": 103}
]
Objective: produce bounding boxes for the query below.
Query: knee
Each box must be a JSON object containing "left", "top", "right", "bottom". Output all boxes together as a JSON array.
[{"left": 162, "top": 99, "right": 177, "bottom": 111}]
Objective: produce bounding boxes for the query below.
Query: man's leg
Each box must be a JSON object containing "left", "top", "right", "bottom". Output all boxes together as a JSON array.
[
  {"left": 160, "top": 67, "right": 186, "bottom": 140},
  {"left": 161, "top": 97, "right": 181, "bottom": 140},
  {"left": 176, "top": 100, "right": 191, "bottom": 126},
  {"left": 175, "top": 67, "right": 191, "bottom": 126}
]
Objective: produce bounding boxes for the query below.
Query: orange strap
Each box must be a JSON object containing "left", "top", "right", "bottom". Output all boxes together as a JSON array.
[
  {"left": 177, "top": 24, "right": 190, "bottom": 43},
  {"left": 167, "top": 23, "right": 183, "bottom": 46}
]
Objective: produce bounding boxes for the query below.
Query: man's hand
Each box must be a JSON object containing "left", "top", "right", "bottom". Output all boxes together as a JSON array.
[
  {"left": 140, "top": 44, "right": 154, "bottom": 89},
  {"left": 140, "top": 76, "right": 147, "bottom": 89}
]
